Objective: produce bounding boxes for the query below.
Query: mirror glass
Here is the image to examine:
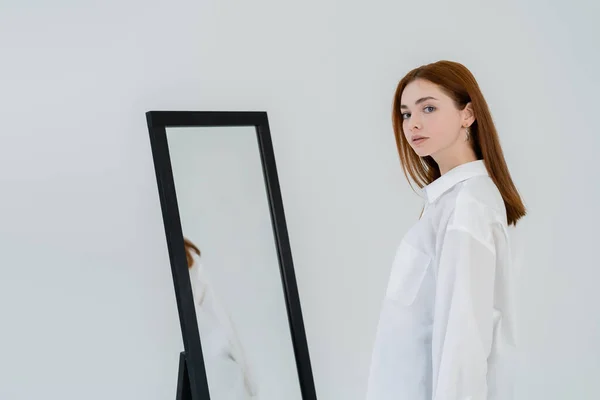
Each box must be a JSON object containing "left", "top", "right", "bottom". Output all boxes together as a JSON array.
[{"left": 165, "top": 126, "right": 303, "bottom": 400}]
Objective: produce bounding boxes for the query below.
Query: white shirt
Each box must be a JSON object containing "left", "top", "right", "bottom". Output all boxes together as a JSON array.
[
  {"left": 189, "top": 254, "right": 259, "bottom": 399},
  {"left": 366, "top": 160, "right": 518, "bottom": 400}
]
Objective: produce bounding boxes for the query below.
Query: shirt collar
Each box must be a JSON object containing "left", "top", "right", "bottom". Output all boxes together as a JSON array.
[{"left": 424, "top": 159, "right": 489, "bottom": 203}]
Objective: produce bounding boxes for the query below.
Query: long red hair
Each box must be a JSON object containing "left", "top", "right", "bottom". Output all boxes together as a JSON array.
[{"left": 392, "top": 60, "right": 527, "bottom": 226}]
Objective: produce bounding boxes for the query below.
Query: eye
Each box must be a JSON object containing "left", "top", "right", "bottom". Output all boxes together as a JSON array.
[
  {"left": 424, "top": 106, "right": 436, "bottom": 113},
  {"left": 401, "top": 112, "right": 411, "bottom": 120}
]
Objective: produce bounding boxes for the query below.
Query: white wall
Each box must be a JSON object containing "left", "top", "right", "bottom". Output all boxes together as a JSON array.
[{"left": 0, "top": 1, "right": 598, "bottom": 399}]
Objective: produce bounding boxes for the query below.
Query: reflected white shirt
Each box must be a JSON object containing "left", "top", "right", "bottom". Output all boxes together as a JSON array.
[
  {"left": 366, "top": 160, "right": 518, "bottom": 400},
  {"left": 189, "top": 254, "right": 258, "bottom": 399}
]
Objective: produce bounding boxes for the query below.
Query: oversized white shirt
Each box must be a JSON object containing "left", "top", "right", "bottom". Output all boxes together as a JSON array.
[
  {"left": 366, "top": 160, "right": 518, "bottom": 400},
  {"left": 189, "top": 254, "right": 258, "bottom": 399}
]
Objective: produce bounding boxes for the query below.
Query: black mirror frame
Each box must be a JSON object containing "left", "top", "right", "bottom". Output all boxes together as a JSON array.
[{"left": 146, "top": 111, "right": 317, "bottom": 400}]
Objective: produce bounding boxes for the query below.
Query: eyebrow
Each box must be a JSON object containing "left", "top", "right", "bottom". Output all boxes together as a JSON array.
[{"left": 400, "top": 96, "right": 438, "bottom": 110}]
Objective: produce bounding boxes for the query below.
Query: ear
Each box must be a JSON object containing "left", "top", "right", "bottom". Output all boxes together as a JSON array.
[{"left": 462, "top": 102, "right": 476, "bottom": 127}]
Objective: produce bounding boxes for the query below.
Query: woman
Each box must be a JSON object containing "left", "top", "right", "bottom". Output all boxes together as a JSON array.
[
  {"left": 366, "top": 60, "right": 526, "bottom": 400},
  {"left": 184, "top": 238, "right": 258, "bottom": 399}
]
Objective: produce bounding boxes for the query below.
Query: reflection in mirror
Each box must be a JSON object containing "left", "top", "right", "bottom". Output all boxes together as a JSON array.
[{"left": 165, "top": 126, "right": 303, "bottom": 400}]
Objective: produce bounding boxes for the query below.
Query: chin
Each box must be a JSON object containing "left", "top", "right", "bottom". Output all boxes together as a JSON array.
[{"left": 413, "top": 148, "right": 431, "bottom": 158}]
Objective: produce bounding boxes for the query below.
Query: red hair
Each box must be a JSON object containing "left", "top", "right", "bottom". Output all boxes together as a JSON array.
[{"left": 183, "top": 237, "right": 200, "bottom": 268}]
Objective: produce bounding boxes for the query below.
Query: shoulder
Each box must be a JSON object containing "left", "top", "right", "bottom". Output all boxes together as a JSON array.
[
  {"left": 460, "top": 176, "right": 505, "bottom": 213},
  {"left": 445, "top": 176, "right": 507, "bottom": 241},
  {"left": 189, "top": 254, "right": 212, "bottom": 304},
  {"left": 189, "top": 254, "right": 209, "bottom": 283}
]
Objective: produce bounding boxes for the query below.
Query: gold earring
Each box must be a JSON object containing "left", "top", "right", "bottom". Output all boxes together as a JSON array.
[{"left": 464, "top": 126, "right": 470, "bottom": 141}]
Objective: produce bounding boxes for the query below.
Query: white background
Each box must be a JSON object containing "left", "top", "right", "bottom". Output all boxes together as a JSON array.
[
  {"left": 166, "top": 126, "right": 302, "bottom": 400},
  {"left": 0, "top": 0, "right": 598, "bottom": 399}
]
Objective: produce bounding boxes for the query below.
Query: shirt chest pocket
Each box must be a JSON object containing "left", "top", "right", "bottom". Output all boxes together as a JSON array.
[{"left": 385, "top": 241, "right": 432, "bottom": 305}]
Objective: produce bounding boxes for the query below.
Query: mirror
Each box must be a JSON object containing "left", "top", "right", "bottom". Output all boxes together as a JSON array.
[{"left": 146, "top": 112, "right": 316, "bottom": 400}]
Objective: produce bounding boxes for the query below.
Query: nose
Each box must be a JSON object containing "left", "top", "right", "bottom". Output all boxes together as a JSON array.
[{"left": 410, "top": 115, "right": 422, "bottom": 132}]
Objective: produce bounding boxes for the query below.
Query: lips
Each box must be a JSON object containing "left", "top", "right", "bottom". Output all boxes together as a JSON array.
[{"left": 412, "top": 135, "right": 428, "bottom": 144}]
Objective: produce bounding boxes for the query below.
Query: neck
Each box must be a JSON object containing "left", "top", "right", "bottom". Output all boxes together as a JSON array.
[{"left": 432, "top": 141, "right": 478, "bottom": 175}]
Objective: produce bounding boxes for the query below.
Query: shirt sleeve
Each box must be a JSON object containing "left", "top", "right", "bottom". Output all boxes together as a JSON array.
[{"left": 431, "top": 221, "right": 498, "bottom": 400}]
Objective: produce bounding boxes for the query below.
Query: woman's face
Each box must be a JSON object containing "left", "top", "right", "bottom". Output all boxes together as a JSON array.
[{"left": 400, "top": 79, "right": 473, "bottom": 159}]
